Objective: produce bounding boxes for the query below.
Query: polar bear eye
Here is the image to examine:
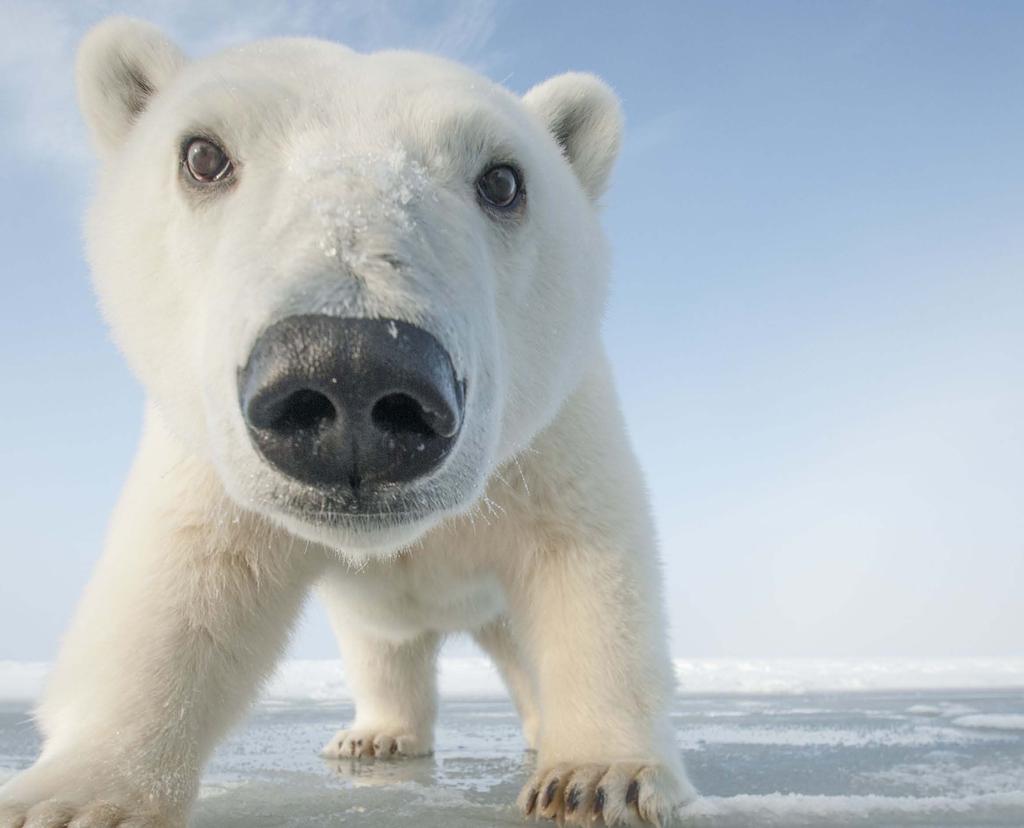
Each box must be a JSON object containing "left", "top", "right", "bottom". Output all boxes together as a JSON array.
[
  {"left": 184, "top": 137, "right": 233, "bottom": 183},
  {"left": 477, "top": 165, "right": 521, "bottom": 209}
]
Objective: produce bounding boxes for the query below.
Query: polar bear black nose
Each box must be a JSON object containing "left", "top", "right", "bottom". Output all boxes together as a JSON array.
[{"left": 239, "top": 316, "right": 464, "bottom": 489}]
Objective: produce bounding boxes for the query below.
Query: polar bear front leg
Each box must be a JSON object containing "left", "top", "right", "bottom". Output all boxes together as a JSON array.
[
  {"left": 504, "top": 363, "right": 697, "bottom": 827},
  {"left": 473, "top": 619, "right": 541, "bottom": 751},
  {"left": 0, "top": 411, "right": 320, "bottom": 828},
  {"left": 319, "top": 593, "right": 440, "bottom": 760},
  {"left": 510, "top": 539, "right": 695, "bottom": 827}
]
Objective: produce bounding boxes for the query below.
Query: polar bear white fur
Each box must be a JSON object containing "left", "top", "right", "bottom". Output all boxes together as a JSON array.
[{"left": 0, "top": 17, "right": 695, "bottom": 828}]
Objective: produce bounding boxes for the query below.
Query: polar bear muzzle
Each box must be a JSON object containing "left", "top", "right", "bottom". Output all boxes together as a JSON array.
[{"left": 238, "top": 315, "right": 464, "bottom": 492}]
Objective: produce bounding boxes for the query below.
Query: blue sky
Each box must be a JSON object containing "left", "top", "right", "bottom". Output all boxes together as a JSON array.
[{"left": 0, "top": 0, "right": 1021, "bottom": 660}]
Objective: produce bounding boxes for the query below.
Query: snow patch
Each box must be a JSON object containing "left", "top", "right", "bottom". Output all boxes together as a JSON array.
[
  {"left": 952, "top": 714, "right": 1024, "bottom": 732},
  {"left": 675, "top": 658, "right": 1024, "bottom": 695},
  {"left": 680, "top": 791, "right": 1024, "bottom": 826},
  {"left": 676, "top": 723, "right": 995, "bottom": 750},
  {"left": 907, "top": 701, "right": 981, "bottom": 718},
  {"left": 3, "top": 658, "right": 1023, "bottom": 703},
  {"left": 862, "top": 759, "right": 1024, "bottom": 798}
]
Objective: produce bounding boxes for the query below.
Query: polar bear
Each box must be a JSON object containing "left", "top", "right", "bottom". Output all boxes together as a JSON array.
[{"left": 0, "top": 17, "right": 695, "bottom": 828}]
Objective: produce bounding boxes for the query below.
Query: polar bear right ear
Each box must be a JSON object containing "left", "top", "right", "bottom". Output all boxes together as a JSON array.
[
  {"left": 76, "top": 17, "right": 187, "bottom": 156},
  {"left": 523, "top": 72, "right": 623, "bottom": 201}
]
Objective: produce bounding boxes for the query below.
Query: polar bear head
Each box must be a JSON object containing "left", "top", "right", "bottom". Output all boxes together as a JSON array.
[{"left": 77, "top": 18, "right": 622, "bottom": 555}]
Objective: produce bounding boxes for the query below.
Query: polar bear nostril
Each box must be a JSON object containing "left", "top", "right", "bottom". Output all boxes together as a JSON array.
[
  {"left": 271, "top": 389, "right": 337, "bottom": 433},
  {"left": 372, "top": 393, "right": 438, "bottom": 439}
]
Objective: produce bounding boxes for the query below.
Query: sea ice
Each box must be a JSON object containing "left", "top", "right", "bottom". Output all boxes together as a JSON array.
[{"left": 1, "top": 661, "right": 1022, "bottom": 826}]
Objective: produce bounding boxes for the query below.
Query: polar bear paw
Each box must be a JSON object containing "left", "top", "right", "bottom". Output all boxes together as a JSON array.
[
  {"left": 0, "top": 760, "right": 184, "bottom": 828},
  {"left": 517, "top": 761, "right": 695, "bottom": 827},
  {"left": 320, "top": 727, "right": 431, "bottom": 760},
  {"left": 0, "top": 799, "right": 172, "bottom": 828}
]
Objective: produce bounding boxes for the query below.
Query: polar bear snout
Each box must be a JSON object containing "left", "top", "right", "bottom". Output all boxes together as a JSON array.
[{"left": 238, "top": 315, "right": 464, "bottom": 492}]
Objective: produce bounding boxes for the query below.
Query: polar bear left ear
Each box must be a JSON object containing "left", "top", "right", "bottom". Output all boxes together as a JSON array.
[
  {"left": 522, "top": 72, "right": 623, "bottom": 201},
  {"left": 76, "top": 17, "right": 187, "bottom": 156}
]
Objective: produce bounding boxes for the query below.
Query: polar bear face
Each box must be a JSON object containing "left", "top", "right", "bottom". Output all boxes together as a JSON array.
[{"left": 77, "top": 19, "right": 622, "bottom": 555}]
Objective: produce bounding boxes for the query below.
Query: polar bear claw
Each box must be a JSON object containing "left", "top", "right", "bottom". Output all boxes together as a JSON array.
[
  {"left": 320, "top": 727, "right": 430, "bottom": 760},
  {"left": 518, "top": 761, "right": 696, "bottom": 827}
]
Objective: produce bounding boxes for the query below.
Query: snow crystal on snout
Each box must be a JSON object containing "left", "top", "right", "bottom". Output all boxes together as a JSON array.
[{"left": 287, "top": 143, "right": 435, "bottom": 270}]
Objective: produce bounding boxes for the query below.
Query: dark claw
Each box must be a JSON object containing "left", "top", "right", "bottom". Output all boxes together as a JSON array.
[
  {"left": 594, "top": 787, "right": 606, "bottom": 815},
  {"left": 526, "top": 787, "right": 539, "bottom": 815},
  {"left": 566, "top": 786, "right": 581, "bottom": 813},
  {"left": 543, "top": 778, "right": 560, "bottom": 808},
  {"left": 626, "top": 779, "right": 640, "bottom": 806}
]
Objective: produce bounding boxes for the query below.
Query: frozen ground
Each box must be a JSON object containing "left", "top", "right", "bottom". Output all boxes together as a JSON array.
[{"left": 1, "top": 659, "right": 1023, "bottom": 826}]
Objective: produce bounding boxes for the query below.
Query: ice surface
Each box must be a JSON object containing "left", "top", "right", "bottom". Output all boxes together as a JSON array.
[{"left": 2, "top": 678, "right": 1023, "bottom": 826}]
